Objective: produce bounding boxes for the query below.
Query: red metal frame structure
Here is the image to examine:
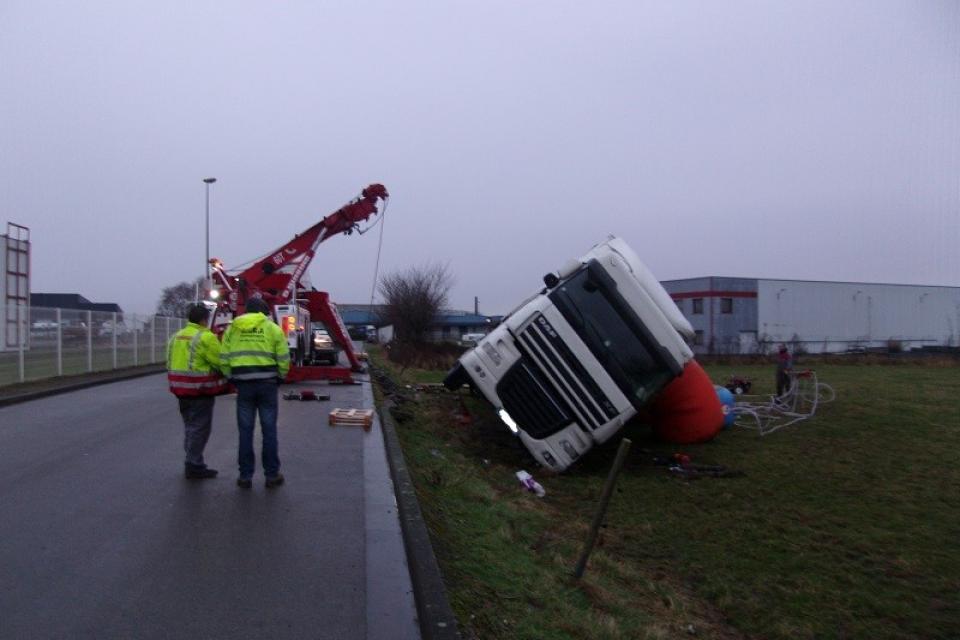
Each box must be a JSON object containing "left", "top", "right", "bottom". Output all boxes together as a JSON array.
[{"left": 209, "top": 184, "right": 388, "bottom": 381}]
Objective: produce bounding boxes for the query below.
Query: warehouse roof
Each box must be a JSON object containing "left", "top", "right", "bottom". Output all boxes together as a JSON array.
[{"left": 31, "top": 293, "right": 123, "bottom": 314}]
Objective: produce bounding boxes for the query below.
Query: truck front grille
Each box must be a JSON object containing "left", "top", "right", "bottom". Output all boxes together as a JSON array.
[
  {"left": 496, "top": 360, "right": 572, "bottom": 440},
  {"left": 517, "top": 316, "right": 618, "bottom": 431}
]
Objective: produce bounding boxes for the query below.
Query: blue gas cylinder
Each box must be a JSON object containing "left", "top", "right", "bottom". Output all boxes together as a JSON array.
[{"left": 714, "top": 385, "right": 737, "bottom": 429}]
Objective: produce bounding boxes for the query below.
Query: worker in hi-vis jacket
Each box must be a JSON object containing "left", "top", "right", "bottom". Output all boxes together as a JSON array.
[
  {"left": 166, "top": 303, "right": 228, "bottom": 479},
  {"left": 220, "top": 296, "right": 290, "bottom": 489}
]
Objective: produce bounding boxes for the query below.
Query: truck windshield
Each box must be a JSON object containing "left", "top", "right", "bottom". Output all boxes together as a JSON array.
[{"left": 549, "top": 263, "right": 674, "bottom": 406}]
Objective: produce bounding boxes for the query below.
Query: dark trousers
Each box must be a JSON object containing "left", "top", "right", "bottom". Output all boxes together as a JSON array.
[
  {"left": 178, "top": 395, "right": 216, "bottom": 468},
  {"left": 235, "top": 379, "right": 281, "bottom": 479},
  {"left": 776, "top": 370, "right": 791, "bottom": 397}
]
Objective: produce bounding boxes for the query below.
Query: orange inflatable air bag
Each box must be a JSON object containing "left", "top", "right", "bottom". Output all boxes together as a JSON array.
[{"left": 648, "top": 360, "right": 723, "bottom": 444}]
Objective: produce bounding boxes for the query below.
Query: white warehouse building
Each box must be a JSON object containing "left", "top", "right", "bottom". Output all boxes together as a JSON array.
[{"left": 660, "top": 277, "right": 960, "bottom": 355}]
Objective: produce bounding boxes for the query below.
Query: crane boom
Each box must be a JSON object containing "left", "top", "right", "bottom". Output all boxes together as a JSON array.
[
  {"left": 209, "top": 183, "right": 389, "bottom": 378},
  {"left": 215, "top": 183, "right": 388, "bottom": 304}
]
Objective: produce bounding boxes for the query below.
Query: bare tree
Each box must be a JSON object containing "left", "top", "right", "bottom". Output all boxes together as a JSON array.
[
  {"left": 156, "top": 277, "right": 204, "bottom": 317},
  {"left": 378, "top": 263, "right": 454, "bottom": 344}
]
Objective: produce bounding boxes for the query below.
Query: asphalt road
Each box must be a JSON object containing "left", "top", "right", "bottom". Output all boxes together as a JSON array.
[{"left": 0, "top": 372, "right": 418, "bottom": 640}]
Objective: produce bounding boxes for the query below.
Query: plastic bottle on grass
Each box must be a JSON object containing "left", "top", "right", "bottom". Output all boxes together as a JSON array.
[{"left": 516, "top": 470, "right": 546, "bottom": 497}]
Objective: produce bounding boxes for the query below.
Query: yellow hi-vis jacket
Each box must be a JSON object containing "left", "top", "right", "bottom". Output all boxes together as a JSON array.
[
  {"left": 221, "top": 312, "right": 290, "bottom": 382},
  {"left": 166, "top": 322, "right": 228, "bottom": 396}
]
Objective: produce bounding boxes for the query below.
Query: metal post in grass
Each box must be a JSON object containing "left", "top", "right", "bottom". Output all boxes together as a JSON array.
[
  {"left": 56, "top": 308, "right": 62, "bottom": 377},
  {"left": 151, "top": 316, "right": 156, "bottom": 363},
  {"left": 573, "top": 437, "right": 632, "bottom": 579},
  {"left": 133, "top": 315, "right": 138, "bottom": 365},
  {"left": 86, "top": 311, "right": 93, "bottom": 372}
]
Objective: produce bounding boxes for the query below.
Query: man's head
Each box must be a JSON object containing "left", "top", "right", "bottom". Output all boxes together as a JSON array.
[
  {"left": 245, "top": 297, "right": 270, "bottom": 315},
  {"left": 187, "top": 303, "right": 210, "bottom": 325},
  {"left": 779, "top": 344, "right": 788, "bottom": 353}
]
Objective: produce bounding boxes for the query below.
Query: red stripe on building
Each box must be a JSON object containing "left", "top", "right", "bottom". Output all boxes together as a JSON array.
[{"left": 669, "top": 290, "right": 757, "bottom": 299}]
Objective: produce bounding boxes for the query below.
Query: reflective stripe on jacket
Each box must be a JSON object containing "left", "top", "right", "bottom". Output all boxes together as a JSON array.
[
  {"left": 221, "top": 312, "right": 291, "bottom": 382},
  {"left": 166, "top": 322, "right": 228, "bottom": 396}
]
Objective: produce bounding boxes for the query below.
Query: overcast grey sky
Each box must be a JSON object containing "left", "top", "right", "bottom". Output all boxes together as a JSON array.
[{"left": 2, "top": 1, "right": 958, "bottom": 315}]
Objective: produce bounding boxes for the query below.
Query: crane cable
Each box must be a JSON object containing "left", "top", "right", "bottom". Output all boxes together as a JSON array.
[
  {"left": 356, "top": 196, "right": 387, "bottom": 236},
  {"left": 228, "top": 249, "right": 273, "bottom": 272},
  {"left": 366, "top": 198, "right": 389, "bottom": 325}
]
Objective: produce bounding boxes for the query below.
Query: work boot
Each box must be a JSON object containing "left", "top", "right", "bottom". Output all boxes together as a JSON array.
[
  {"left": 236, "top": 477, "right": 253, "bottom": 489},
  {"left": 185, "top": 464, "right": 218, "bottom": 480},
  {"left": 265, "top": 474, "right": 285, "bottom": 489}
]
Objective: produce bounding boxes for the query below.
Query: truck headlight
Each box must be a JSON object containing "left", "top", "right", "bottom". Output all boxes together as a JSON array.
[{"left": 497, "top": 409, "right": 519, "bottom": 434}]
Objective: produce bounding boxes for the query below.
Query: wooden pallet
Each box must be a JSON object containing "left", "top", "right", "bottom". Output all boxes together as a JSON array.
[{"left": 329, "top": 408, "right": 374, "bottom": 429}]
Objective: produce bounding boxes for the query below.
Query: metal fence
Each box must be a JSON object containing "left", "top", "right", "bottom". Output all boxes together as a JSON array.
[{"left": 1, "top": 305, "right": 186, "bottom": 386}]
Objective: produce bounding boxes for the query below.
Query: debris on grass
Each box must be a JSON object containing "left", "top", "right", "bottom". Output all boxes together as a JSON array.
[
  {"left": 516, "top": 470, "right": 546, "bottom": 497},
  {"left": 282, "top": 390, "right": 330, "bottom": 401}
]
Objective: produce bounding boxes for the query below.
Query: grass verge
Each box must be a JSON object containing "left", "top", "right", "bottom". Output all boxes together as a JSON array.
[{"left": 372, "top": 349, "right": 959, "bottom": 640}]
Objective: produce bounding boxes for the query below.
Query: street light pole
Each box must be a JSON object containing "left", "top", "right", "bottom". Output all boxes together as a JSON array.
[{"left": 203, "top": 177, "right": 217, "bottom": 280}]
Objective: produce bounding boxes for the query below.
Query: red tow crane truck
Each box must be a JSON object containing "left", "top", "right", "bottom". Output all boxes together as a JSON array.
[{"left": 207, "top": 183, "right": 389, "bottom": 383}]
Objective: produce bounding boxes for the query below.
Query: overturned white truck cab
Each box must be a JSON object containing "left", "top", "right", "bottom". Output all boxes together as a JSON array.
[{"left": 444, "top": 237, "right": 695, "bottom": 472}]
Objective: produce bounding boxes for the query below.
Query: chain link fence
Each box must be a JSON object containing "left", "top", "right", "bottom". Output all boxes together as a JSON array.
[{"left": 1, "top": 305, "right": 186, "bottom": 386}]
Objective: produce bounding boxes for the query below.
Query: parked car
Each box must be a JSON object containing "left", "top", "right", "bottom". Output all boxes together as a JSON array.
[
  {"left": 98, "top": 321, "right": 130, "bottom": 337},
  {"left": 31, "top": 320, "right": 59, "bottom": 331},
  {"left": 459, "top": 332, "right": 487, "bottom": 347},
  {"left": 29, "top": 320, "right": 59, "bottom": 343},
  {"left": 63, "top": 321, "right": 90, "bottom": 342},
  {"left": 347, "top": 325, "right": 368, "bottom": 341},
  {"left": 309, "top": 327, "right": 340, "bottom": 365}
]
